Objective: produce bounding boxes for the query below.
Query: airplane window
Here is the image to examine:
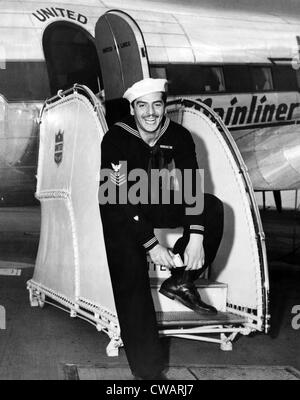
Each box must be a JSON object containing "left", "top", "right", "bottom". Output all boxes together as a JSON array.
[
  {"left": 43, "top": 22, "right": 102, "bottom": 95},
  {"left": 203, "top": 67, "right": 225, "bottom": 92},
  {"left": 272, "top": 66, "right": 298, "bottom": 91},
  {"left": 150, "top": 67, "right": 167, "bottom": 80},
  {"left": 157, "top": 64, "right": 225, "bottom": 95},
  {"left": 0, "top": 61, "right": 50, "bottom": 101},
  {"left": 223, "top": 65, "right": 252, "bottom": 93},
  {"left": 0, "top": 94, "right": 40, "bottom": 204},
  {"left": 162, "top": 65, "right": 196, "bottom": 95},
  {"left": 251, "top": 67, "right": 273, "bottom": 91}
]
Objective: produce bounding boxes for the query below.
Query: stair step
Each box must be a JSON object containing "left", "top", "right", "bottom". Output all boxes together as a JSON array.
[
  {"left": 150, "top": 277, "right": 227, "bottom": 289},
  {"left": 151, "top": 278, "right": 228, "bottom": 313},
  {"left": 156, "top": 310, "right": 247, "bottom": 326}
]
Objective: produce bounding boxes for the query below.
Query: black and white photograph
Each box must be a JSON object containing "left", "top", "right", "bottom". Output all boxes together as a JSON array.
[{"left": 0, "top": 0, "right": 299, "bottom": 385}]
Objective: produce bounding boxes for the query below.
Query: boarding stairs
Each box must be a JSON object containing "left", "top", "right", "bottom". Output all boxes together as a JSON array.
[
  {"left": 27, "top": 86, "right": 269, "bottom": 357},
  {"left": 148, "top": 227, "right": 249, "bottom": 351},
  {"left": 154, "top": 278, "right": 247, "bottom": 351}
]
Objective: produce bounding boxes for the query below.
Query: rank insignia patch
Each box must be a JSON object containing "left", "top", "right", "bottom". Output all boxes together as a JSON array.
[{"left": 110, "top": 163, "right": 126, "bottom": 186}]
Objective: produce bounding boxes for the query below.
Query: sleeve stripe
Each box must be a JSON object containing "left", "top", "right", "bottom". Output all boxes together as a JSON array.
[
  {"left": 190, "top": 225, "right": 204, "bottom": 231},
  {"left": 143, "top": 237, "right": 159, "bottom": 251},
  {"left": 189, "top": 229, "right": 204, "bottom": 235},
  {"left": 143, "top": 237, "right": 157, "bottom": 248}
]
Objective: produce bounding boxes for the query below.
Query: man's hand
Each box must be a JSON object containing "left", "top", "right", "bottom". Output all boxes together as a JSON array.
[
  {"left": 184, "top": 234, "right": 205, "bottom": 270},
  {"left": 148, "top": 244, "right": 175, "bottom": 269}
]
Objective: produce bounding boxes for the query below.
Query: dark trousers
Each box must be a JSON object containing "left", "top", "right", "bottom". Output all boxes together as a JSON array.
[
  {"left": 171, "top": 193, "right": 224, "bottom": 283},
  {"left": 100, "top": 193, "right": 223, "bottom": 379}
]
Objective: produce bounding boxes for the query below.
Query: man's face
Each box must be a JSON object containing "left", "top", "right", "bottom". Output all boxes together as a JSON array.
[{"left": 131, "top": 92, "right": 165, "bottom": 136}]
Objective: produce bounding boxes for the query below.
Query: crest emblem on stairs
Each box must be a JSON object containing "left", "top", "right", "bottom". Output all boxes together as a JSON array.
[{"left": 54, "top": 130, "right": 64, "bottom": 165}]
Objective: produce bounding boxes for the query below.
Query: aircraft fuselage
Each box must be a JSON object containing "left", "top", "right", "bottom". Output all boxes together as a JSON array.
[{"left": 1, "top": 0, "right": 300, "bottom": 203}]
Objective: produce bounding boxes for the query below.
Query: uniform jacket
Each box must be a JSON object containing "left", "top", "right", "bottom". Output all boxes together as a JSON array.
[{"left": 100, "top": 115, "right": 204, "bottom": 251}]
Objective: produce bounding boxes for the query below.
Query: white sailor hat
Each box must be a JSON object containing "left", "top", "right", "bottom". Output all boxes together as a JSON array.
[{"left": 123, "top": 78, "right": 167, "bottom": 103}]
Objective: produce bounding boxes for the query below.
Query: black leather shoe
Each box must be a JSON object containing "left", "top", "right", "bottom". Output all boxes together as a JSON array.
[{"left": 159, "top": 278, "right": 217, "bottom": 314}]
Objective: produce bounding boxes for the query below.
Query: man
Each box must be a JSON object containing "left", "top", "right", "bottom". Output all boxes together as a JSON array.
[{"left": 100, "top": 78, "right": 223, "bottom": 380}]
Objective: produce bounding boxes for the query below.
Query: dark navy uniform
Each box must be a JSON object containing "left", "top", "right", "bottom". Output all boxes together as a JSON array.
[{"left": 100, "top": 115, "right": 223, "bottom": 379}]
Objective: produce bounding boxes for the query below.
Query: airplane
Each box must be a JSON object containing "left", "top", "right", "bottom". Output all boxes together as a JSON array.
[{"left": 1, "top": 0, "right": 300, "bottom": 207}]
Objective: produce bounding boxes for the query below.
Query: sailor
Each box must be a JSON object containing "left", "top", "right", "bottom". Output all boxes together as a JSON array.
[{"left": 100, "top": 78, "right": 223, "bottom": 380}]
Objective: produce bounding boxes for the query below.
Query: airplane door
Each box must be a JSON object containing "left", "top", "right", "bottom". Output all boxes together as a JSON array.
[{"left": 95, "top": 10, "right": 150, "bottom": 101}]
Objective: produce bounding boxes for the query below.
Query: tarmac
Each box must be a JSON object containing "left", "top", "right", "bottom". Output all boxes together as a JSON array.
[{"left": 0, "top": 206, "right": 299, "bottom": 380}]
